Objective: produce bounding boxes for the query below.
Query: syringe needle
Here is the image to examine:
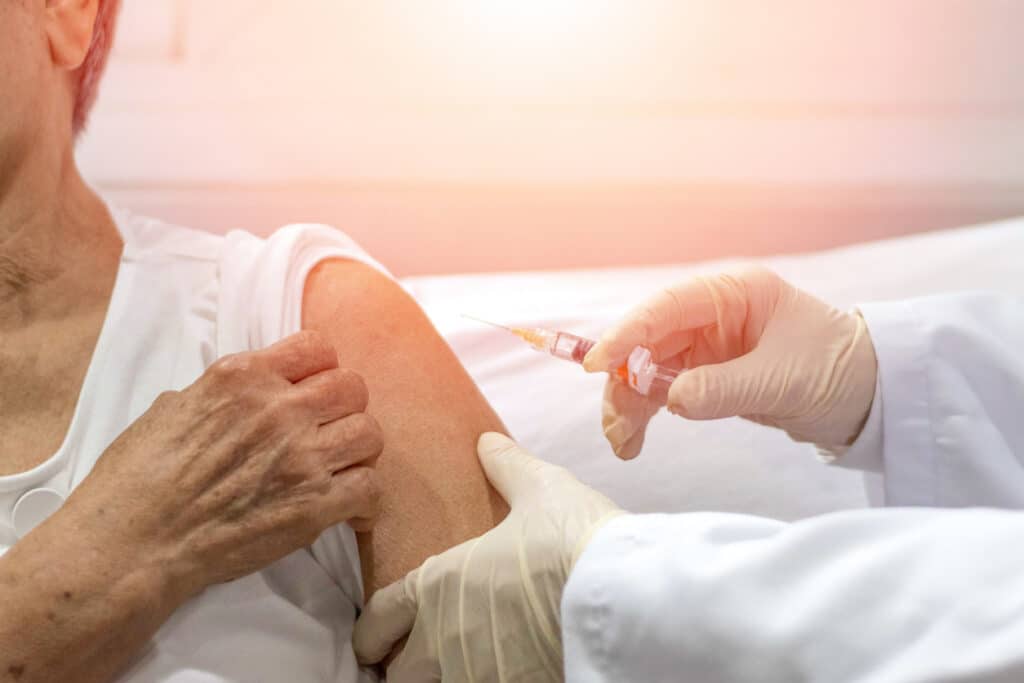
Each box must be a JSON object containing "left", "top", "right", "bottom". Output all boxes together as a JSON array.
[
  {"left": 463, "top": 314, "right": 553, "bottom": 353},
  {"left": 467, "top": 313, "right": 676, "bottom": 398},
  {"left": 462, "top": 314, "right": 515, "bottom": 333}
]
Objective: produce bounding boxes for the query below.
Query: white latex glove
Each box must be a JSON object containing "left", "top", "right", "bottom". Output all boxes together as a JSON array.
[
  {"left": 352, "top": 433, "right": 623, "bottom": 682},
  {"left": 583, "top": 267, "right": 878, "bottom": 459}
]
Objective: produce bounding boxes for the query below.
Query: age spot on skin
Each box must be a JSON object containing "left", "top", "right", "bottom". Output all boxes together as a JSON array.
[
  {"left": 63, "top": 591, "right": 72, "bottom": 600},
  {"left": 7, "top": 664, "right": 25, "bottom": 680}
]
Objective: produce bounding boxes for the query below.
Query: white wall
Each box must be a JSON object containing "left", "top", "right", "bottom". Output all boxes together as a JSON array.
[{"left": 78, "top": 1, "right": 1024, "bottom": 275}]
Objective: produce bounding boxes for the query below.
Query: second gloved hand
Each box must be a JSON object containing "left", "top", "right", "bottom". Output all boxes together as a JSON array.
[
  {"left": 352, "top": 433, "right": 623, "bottom": 683},
  {"left": 584, "top": 267, "right": 878, "bottom": 459}
]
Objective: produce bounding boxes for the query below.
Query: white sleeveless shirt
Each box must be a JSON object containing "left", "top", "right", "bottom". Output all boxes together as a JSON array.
[{"left": 0, "top": 207, "right": 385, "bottom": 682}]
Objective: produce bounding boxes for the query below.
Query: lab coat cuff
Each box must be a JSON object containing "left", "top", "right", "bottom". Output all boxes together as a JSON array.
[
  {"left": 563, "top": 513, "right": 683, "bottom": 682},
  {"left": 562, "top": 512, "right": 789, "bottom": 681},
  {"left": 857, "top": 300, "right": 937, "bottom": 506},
  {"left": 561, "top": 513, "right": 635, "bottom": 682}
]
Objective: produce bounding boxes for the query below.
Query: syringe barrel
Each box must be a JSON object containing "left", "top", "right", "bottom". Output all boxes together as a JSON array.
[
  {"left": 531, "top": 328, "right": 677, "bottom": 398},
  {"left": 549, "top": 332, "right": 596, "bottom": 364}
]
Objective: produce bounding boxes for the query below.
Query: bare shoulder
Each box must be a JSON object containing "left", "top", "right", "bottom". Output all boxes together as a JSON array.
[
  {"left": 298, "top": 257, "right": 507, "bottom": 594},
  {"left": 302, "top": 259, "right": 417, "bottom": 334}
]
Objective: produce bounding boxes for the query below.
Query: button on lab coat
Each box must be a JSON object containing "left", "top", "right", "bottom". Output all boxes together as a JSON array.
[{"left": 561, "top": 293, "right": 1024, "bottom": 682}]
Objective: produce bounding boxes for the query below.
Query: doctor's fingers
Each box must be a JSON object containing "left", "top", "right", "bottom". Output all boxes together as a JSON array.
[
  {"left": 477, "top": 433, "right": 602, "bottom": 505},
  {"left": 353, "top": 569, "right": 422, "bottom": 666},
  {"left": 476, "top": 432, "right": 577, "bottom": 506},
  {"left": 583, "top": 279, "right": 718, "bottom": 373},
  {"left": 666, "top": 348, "right": 773, "bottom": 420},
  {"left": 380, "top": 643, "right": 436, "bottom": 683},
  {"left": 382, "top": 627, "right": 443, "bottom": 683},
  {"left": 602, "top": 379, "right": 661, "bottom": 460}
]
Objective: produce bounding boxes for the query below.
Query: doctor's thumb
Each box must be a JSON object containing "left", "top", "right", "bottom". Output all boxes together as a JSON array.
[
  {"left": 477, "top": 432, "right": 551, "bottom": 506},
  {"left": 666, "top": 354, "right": 768, "bottom": 421}
]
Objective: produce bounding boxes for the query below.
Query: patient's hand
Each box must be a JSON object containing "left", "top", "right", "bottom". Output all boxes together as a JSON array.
[
  {"left": 585, "top": 267, "right": 878, "bottom": 457},
  {"left": 70, "top": 330, "right": 384, "bottom": 594}
]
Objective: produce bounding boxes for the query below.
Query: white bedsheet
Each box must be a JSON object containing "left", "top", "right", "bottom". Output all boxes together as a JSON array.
[{"left": 404, "top": 218, "right": 1024, "bottom": 520}]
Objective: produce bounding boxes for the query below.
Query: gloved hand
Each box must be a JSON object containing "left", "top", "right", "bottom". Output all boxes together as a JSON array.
[
  {"left": 583, "top": 267, "right": 878, "bottom": 459},
  {"left": 352, "top": 433, "right": 623, "bottom": 682}
]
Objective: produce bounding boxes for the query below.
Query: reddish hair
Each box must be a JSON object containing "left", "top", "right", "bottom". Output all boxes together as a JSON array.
[{"left": 72, "top": 0, "right": 121, "bottom": 134}]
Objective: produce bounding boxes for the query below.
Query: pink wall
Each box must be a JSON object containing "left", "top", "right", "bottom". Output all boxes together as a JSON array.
[{"left": 78, "top": 1, "right": 1024, "bottom": 274}]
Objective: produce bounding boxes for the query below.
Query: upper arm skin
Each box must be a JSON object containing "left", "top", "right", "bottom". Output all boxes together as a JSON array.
[{"left": 302, "top": 259, "right": 510, "bottom": 596}]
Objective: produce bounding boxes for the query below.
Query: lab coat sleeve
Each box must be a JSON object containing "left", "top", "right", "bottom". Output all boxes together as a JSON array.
[
  {"left": 832, "top": 292, "right": 1024, "bottom": 507},
  {"left": 562, "top": 508, "right": 1024, "bottom": 683}
]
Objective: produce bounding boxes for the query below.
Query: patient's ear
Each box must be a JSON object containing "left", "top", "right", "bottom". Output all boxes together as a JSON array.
[{"left": 45, "top": 0, "right": 100, "bottom": 70}]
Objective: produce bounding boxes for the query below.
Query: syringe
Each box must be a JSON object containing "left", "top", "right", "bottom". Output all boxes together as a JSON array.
[{"left": 465, "top": 316, "right": 680, "bottom": 397}]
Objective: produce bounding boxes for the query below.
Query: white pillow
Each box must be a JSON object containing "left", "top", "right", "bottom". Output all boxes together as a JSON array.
[{"left": 406, "top": 218, "right": 1024, "bottom": 520}]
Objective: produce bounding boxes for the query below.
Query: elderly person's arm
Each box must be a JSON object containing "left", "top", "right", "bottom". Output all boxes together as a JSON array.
[
  {"left": 0, "top": 334, "right": 383, "bottom": 683},
  {"left": 303, "top": 261, "right": 509, "bottom": 595}
]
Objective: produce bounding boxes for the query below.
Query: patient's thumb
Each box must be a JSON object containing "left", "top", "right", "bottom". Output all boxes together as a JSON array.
[{"left": 667, "top": 354, "right": 767, "bottom": 420}]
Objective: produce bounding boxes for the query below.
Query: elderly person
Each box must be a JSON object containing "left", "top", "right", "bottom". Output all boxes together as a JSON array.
[{"left": 0, "top": 2, "right": 507, "bottom": 682}]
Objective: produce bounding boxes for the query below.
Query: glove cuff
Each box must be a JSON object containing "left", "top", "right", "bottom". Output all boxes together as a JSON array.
[{"left": 570, "top": 510, "right": 628, "bottom": 571}]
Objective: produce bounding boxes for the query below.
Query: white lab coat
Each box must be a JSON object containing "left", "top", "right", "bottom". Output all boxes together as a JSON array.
[{"left": 561, "top": 292, "right": 1024, "bottom": 682}]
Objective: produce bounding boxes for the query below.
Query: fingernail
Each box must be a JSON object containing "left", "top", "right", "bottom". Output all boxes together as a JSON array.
[
  {"left": 665, "top": 373, "right": 692, "bottom": 417},
  {"left": 478, "top": 432, "right": 513, "bottom": 452},
  {"left": 582, "top": 346, "right": 604, "bottom": 372},
  {"left": 615, "top": 439, "right": 642, "bottom": 461},
  {"left": 603, "top": 418, "right": 631, "bottom": 451}
]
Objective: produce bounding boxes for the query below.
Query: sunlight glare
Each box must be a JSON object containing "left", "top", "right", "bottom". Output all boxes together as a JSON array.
[{"left": 465, "top": 0, "right": 614, "bottom": 41}]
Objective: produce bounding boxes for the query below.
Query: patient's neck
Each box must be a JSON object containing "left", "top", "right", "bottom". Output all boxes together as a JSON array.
[{"left": 0, "top": 134, "right": 122, "bottom": 329}]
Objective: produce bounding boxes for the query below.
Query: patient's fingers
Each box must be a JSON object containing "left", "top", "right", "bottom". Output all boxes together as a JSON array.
[
  {"left": 319, "top": 466, "right": 382, "bottom": 529},
  {"left": 294, "top": 367, "right": 369, "bottom": 423},
  {"left": 353, "top": 571, "right": 420, "bottom": 666},
  {"left": 317, "top": 412, "right": 384, "bottom": 472},
  {"left": 584, "top": 279, "right": 718, "bottom": 373},
  {"left": 261, "top": 330, "right": 340, "bottom": 383},
  {"left": 602, "top": 379, "right": 661, "bottom": 460}
]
